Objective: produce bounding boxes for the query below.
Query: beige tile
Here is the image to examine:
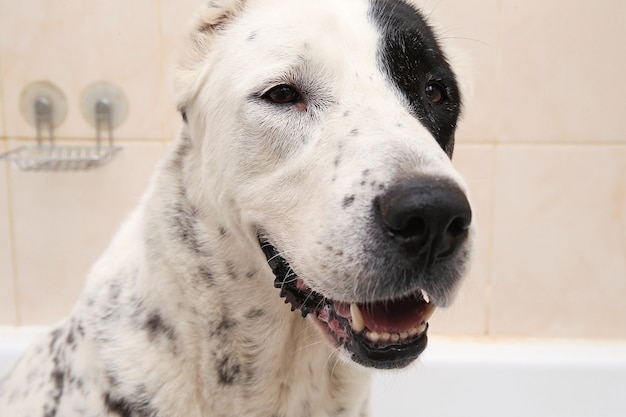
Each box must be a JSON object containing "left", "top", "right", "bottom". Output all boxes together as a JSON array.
[
  {"left": 11, "top": 140, "right": 168, "bottom": 325},
  {"left": 431, "top": 144, "right": 495, "bottom": 336},
  {"left": 429, "top": 0, "right": 500, "bottom": 143},
  {"left": 0, "top": 0, "right": 164, "bottom": 140},
  {"left": 490, "top": 145, "right": 626, "bottom": 339},
  {"left": 0, "top": 140, "right": 17, "bottom": 324},
  {"left": 499, "top": 0, "right": 626, "bottom": 143}
]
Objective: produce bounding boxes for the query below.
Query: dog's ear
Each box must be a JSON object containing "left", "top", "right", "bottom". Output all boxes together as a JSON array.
[{"left": 175, "top": 0, "right": 247, "bottom": 119}]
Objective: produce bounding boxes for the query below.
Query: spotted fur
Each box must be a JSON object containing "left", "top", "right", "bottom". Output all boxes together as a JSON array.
[{"left": 0, "top": 0, "right": 472, "bottom": 415}]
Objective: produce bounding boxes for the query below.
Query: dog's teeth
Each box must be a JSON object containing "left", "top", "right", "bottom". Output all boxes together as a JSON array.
[
  {"left": 390, "top": 333, "right": 400, "bottom": 343},
  {"left": 416, "top": 323, "right": 427, "bottom": 336},
  {"left": 408, "top": 326, "right": 419, "bottom": 337},
  {"left": 420, "top": 288, "right": 430, "bottom": 304},
  {"left": 379, "top": 332, "right": 391, "bottom": 342},
  {"left": 400, "top": 331, "right": 409, "bottom": 340},
  {"left": 350, "top": 303, "right": 365, "bottom": 333},
  {"left": 423, "top": 303, "right": 437, "bottom": 323},
  {"left": 366, "top": 331, "right": 380, "bottom": 343}
]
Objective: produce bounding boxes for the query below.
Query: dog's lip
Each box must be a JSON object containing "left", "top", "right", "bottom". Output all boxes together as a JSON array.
[{"left": 259, "top": 237, "right": 435, "bottom": 368}]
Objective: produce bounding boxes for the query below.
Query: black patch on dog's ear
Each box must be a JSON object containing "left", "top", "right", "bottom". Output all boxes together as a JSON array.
[{"left": 370, "top": 0, "right": 460, "bottom": 157}]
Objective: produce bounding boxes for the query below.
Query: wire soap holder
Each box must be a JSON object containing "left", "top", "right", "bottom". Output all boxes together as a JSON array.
[{"left": 1, "top": 81, "right": 126, "bottom": 171}]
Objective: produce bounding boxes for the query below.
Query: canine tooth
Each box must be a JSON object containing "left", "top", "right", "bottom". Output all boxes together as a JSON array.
[
  {"left": 366, "top": 331, "right": 380, "bottom": 343},
  {"left": 350, "top": 303, "right": 365, "bottom": 333},
  {"left": 421, "top": 288, "right": 430, "bottom": 303},
  {"left": 390, "top": 333, "right": 400, "bottom": 343},
  {"left": 423, "top": 303, "right": 437, "bottom": 323},
  {"left": 380, "top": 332, "right": 391, "bottom": 342}
]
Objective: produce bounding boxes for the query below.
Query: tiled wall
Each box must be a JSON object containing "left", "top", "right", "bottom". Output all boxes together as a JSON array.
[{"left": 0, "top": 0, "right": 624, "bottom": 339}]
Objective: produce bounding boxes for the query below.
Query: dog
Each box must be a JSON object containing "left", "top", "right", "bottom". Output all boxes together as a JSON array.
[{"left": 0, "top": 0, "right": 473, "bottom": 415}]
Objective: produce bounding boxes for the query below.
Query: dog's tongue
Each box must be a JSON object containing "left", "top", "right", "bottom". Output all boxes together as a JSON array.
[{"left": 333, "top": 297, "right": 431, "bottom": 333}]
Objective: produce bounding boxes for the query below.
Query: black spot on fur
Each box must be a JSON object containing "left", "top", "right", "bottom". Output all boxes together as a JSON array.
[
  {"left": 172, "top": 197, "right": 201, "bottom": 253},
  {"left": 225, "top": 260, "right": 239, "bottom": 280},
  {"left": 217, "top": 355, "right": 241, "bottom": 385},
  {"left": 43, "top": 369, "right": 64, "bottom": 417},
  {"left": 334, "top": 156, "right": 341, "bottom": 167},
  {"left": 342, "top": 195, "right": 356, "bottom": 208},
  {"left": 245, "top": 308, "right": 266, "bottom": 320},
  {"left": 247, "top": 30, "right": 258, "bottom": 41},
  {"left": 104, "top": 393, "right": 134, "bottom": 417},
  {"left": 103, "top": 386, "right": 157, "bottom": 417},
  {"left": 219, "top": 226, "right": 228, "bottom": 236},
  {"left": 65, "top": 329, "right": 75, "bottom": 346},
  {"left": 143, "top": 312, "right": 176, "bottom": 343},
  {"left": 198, "top": 265, "right": 216, "bottom": 286},
  {"left": 349, "top": 128, "right": 359, "bottom": 136},
  {"left": 44, "top": 327, "right": 68, "bottom": 417},
  {"left": 49, "top": 328, "right": 63, "bottom": 348},
  {"left": 370, "top": 0, "right": 460, "bottom": 156},
  {"left": 215, "top": 316, "right": 237, "bottom": 335}
]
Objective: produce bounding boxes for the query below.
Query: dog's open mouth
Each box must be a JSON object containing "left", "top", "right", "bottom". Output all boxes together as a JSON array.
[{"left": 260, "top": 239, "right": 435, "bottom": 369}]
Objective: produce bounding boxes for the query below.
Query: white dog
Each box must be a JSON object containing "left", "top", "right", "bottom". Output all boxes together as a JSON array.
[{"left": 0, "top": 0, "right": 473, "bottom": 415}]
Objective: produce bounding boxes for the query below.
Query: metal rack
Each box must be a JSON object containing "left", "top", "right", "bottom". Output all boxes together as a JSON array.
[{"left": 1, "top": 81, "right": 124, "bottom": 171}]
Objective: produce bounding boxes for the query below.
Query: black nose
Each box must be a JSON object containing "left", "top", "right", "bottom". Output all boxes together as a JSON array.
[{"left": 377, "top": 177, "right": 472, "bottom": 267}]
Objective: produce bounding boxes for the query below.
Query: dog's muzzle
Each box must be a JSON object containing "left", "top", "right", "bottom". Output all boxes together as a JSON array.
[{"left": 259, "top": 177, "right": 472, "bottom": 369}]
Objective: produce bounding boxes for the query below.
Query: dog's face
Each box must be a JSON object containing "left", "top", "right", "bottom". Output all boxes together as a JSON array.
[{"left": 178, "top": 0, "right": 473, "bottom": 369}]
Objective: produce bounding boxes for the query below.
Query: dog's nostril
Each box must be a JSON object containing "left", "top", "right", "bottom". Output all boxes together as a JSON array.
[
  {"left": 448, "top": 215, "right": 471, "bottom": 239},
  {"left": 388, "top": 216, "right": 427, "bottom": 241},
  {"left": 377, "top": 177, "right": 472, "bottom": 264}
]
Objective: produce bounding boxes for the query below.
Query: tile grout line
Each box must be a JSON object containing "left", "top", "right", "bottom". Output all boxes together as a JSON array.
[
  {"left": 0, "top": 52, "right": 19, "bottom": 324},
  {"left": 483, "top": 143, "right": 498, "bottom": 337},
  {"left": 4, "top": 143, "right": 22, "bottom": 326},
  {"left": 484, "top": 0, "right": 504, "bottom": 337}
]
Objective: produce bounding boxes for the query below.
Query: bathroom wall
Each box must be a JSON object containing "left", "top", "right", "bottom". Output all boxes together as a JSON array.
[{"left": 0, "top": 0, "right": 624, "bottom": 340}]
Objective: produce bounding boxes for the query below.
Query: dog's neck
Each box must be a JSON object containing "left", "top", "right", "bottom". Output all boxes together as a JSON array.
[{"left": 78, "top": 136, "right": 371, "bottom": 416}]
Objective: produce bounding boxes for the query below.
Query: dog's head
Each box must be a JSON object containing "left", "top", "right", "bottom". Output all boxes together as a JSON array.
[{"left": 176, "top": 0, "right": 473, "bottom": 369}]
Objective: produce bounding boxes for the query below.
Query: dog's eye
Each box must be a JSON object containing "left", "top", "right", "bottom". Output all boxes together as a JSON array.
[
  {"left": 262, "top": 84, "right": 302, "bottom": 105},
  {"left": 425, "top": 82, "right": 446, "bottom": 105}
]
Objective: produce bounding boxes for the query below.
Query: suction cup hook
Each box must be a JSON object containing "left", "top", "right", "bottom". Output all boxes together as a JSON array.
[
  {"left": 19, "top": 81, "right": 68, "bottom": 145},
  {"left": 80, "top": 81, "right": 128, "bottom": 132}
]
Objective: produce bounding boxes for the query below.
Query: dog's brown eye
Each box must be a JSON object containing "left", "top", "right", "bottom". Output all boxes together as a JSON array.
[
  {"left": 263, "top": 84, "right": 301, "bottom": 105},
  {"left": 425, "top": 82, "right": 446, "bottom": 105}
]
